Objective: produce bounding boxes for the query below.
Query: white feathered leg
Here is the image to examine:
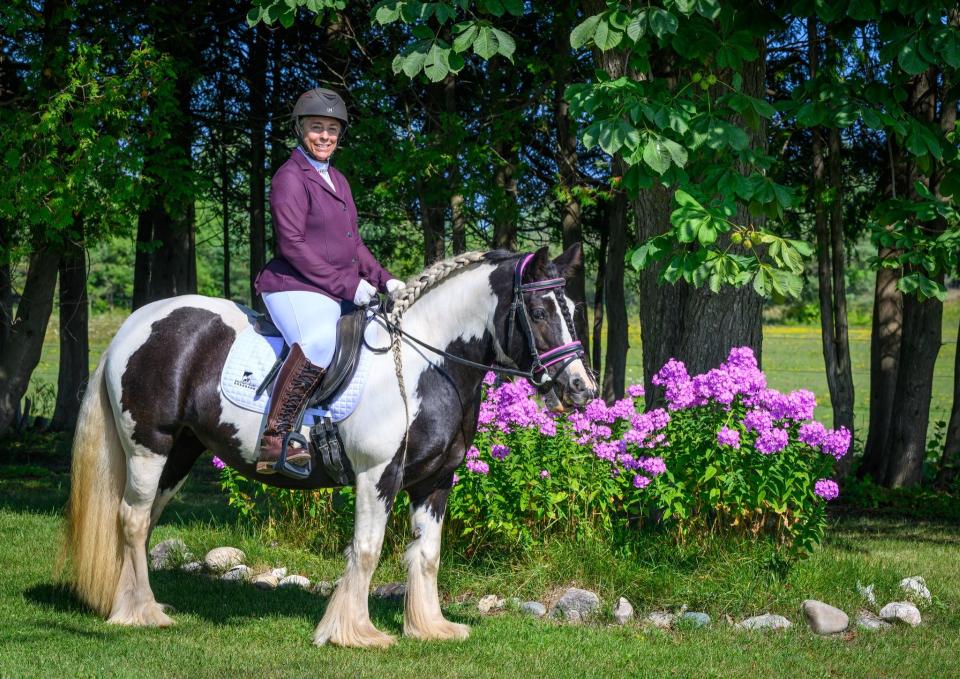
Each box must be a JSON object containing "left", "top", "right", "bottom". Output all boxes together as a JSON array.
[
  {"left": 314, "top": 463, "right": 396, "bottom": 648},
  {"left": 403, "top": 494, "right": 469, "bottom": 640},
  {"left": 107, "top": 454, "right": 174, "bottom": 627}
]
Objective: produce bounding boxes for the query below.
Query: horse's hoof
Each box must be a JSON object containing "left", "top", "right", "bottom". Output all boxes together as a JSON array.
[
  {"left": 313, "top": 623, "right": 396, "bottom": 649},
  {"left": 108, "top": 601, "right": 175, "bottom": 627},
  {"left": 405, "top": 619, "right": 470, "bottom": 641}
]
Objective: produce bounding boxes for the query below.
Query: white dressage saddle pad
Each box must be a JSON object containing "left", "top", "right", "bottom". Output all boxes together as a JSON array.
[{"left": 220, "top": 323, "right": 374, "bottom": 423}]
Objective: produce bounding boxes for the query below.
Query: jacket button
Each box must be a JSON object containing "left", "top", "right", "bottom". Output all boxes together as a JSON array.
[
  {"left": 342, "top": 205, "right": 347, "bottom": 211},
  {"left": 347, "top": 231, "right": 352, "bottom": 237},
  {"left": 352, "top": 257, "right": 357, "bottom": 264}
]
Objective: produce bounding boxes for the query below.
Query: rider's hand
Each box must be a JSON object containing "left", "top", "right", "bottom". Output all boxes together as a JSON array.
[
  {"left": 353, "top": 279, "right": 377, "bottom": 306},
  {"left": 386, "top": 279, "right": 405, "bottom": 295}
]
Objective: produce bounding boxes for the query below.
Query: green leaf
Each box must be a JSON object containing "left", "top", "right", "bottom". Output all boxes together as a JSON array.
[
  {"left": 704, "top": 465, "right": 717, "bottom": 481},
  {"left": 648, "top": 8, "right": 678, "bottom": 38},
  {"left": 246, "top": 6, "right": 264, "bottom": 25},
  {"left": 423, "top": 44, "right": 450, "bottom": 82},
  {"left": 452, "top": 23, "right": 479, "bottom": 52},
  {"left": 491, "top": 28, "right": 516, "bottom": 60},
  {"left": 847, "top": 0, "right": 877, "bottom": 20},
  {"left": 626, "top": 9, "right": 647, "bottom": 42},
  {"left": 570, "top": 14, "right": 601, "bottom": 49},
  {"left": 898, "top": 39, "right": 928, "bottom": 75},
  {"left": 374, "top": 1, "right": 402, "bottom": 24},
  {"left": 642, "top": 138, "right": 671, "bottom": 174},
  {"left": 594, "top": 20, "right": 624, "bottom": 51},
  {"left": 474, "top": 26, "right": 499, "bottom": 59}
]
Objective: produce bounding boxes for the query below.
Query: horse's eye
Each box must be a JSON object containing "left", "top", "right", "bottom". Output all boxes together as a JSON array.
[{"left": 531, "top": 308, "right": 547, "bottom": 321}]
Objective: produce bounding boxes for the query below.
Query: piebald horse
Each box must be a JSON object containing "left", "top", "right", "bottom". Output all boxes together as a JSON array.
[{"left": 62, "top": 246, "right": 596, "bottom": 647}]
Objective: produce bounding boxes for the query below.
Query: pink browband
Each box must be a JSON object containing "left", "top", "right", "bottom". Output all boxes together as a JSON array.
[{"left": 540, "top": 341, "right": 584, "bottom": 369}]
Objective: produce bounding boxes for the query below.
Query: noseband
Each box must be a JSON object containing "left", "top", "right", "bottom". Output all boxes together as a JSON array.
[{"left": 503, "top": 253, "right": 585, "bottom": 392}]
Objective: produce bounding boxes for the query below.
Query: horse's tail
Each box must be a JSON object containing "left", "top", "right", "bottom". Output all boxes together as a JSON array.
[{"left": 57, "top": 352, "right": 126, "bottom": 617}]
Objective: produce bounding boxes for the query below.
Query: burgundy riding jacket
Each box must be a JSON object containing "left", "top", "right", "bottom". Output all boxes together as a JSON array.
[{"left": 254, "top": 149, "right": 393, "bottom": 302}]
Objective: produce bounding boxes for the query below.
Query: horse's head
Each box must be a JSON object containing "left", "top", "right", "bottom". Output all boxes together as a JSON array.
[{"left": 499, "top": 244, "right": 598, "bottom": 409}]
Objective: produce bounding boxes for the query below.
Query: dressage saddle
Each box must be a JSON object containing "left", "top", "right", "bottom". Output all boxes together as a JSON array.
[{"left": 251, "top": 307, "right": 367, "bottom": 484}]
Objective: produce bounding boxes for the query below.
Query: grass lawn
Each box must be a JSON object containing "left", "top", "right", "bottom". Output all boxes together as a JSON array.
[{"left": 0, "top": 466, "right": 958, "bottom": 678}]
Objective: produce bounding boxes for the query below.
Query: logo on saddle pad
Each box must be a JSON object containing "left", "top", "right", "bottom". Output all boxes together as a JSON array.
[{"left": 233, "top": 370, "right": 257, "bottom": 390}]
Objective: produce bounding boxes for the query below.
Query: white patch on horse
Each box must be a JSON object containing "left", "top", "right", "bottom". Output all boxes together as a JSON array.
[
  {"left": 340, "top": 264, "right": 499, "bottom": 470},
  {"left": 557, "top": 292, "right": 594, "bottom": 391}
]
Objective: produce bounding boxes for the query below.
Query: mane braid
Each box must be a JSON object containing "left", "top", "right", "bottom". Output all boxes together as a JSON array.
[{"left": 387, "top": 251, "right": 492, "bottom": 324}]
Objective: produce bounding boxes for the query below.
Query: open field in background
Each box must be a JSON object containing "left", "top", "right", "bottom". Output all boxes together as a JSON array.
[{"left": 27, "top": 300, "right": 960, "bottom": 443}]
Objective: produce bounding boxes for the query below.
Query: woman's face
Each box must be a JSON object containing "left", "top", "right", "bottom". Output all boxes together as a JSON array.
[{"left": 301, "top": 115, "right": 341, "bottom": 161}]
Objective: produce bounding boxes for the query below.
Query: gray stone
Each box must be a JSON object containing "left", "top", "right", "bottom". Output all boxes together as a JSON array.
[
  {"left": 856, "top": 581, "right": 877, "bottom": 607},
  {"left": 372, "top": 582, "right": 406, "bottom": 601},
  {"left": 271, "top": 567, "right": 288, "bottom": 579},
  {"left": 150, "top": 538, "right": 191, "bottom": 570},
  {"left": 879, "top": 601, "right": 921, "bottom": 627},
  {"left": 801, "top": 600, "right": 848, "bottom": 635},
  {"left": 645, "top": 611, "right": 675, "bottom": 629},
  {"left": 204, "top": 547, "right": 246, "bottom": 572},
  {"left": 312, "top": 580, "right": 334, "bottom": 596},
  {"left": 220, "top": 564, "right": 250, "bottom": 582},
  {"left": 478, "top": 594, "right": 505, "bottom": 614},
  {"left": 521, "top": 601, "right": 546, "bottom": 618},
  {"left": 180, "top": 561, "right": 203, "bottom": 574},
  {"left": 736, "top": 614, "right": 792, "bottom": 630},
  {"left": 899, "top": 576, "right": 932, "bottom": 603},
  {"left": 856, "top": 610, "right": 892, "bottom": 631},
  {"left": 279, "top": 575, "right": 311, "bottom": 590},
  {"left": 554, "top": 587, "right": 601, "bottom": 621},
  {"left": 612, "top": 597, "right": 634, "bottom": 625},
  {"left": 251, "top": 573, "right": 279, "bottom": 591},
  {"left": 679, "top": 612, "right": 711, "bottom": 628}
]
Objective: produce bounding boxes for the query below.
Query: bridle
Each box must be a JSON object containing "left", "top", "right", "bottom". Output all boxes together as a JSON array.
[
  {"left": 373, "top": 252, "right": 586, "bottom": 391},
  {"left": 502, "top": 252, "right": 584, "bottom": 392}
]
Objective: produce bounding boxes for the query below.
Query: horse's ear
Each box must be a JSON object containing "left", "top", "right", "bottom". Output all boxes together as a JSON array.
[
  {"left": 552, "top": 243, "right": 582, "bottom": 280},
  {"left": 524, "top": 246, "right": 552, "bottom": 281}
]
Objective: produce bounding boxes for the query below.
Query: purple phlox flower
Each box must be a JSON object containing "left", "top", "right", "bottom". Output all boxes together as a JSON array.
[
  {"left": 814, "top": 478, "right": 840, "bottom": 501},
  {"left": 653, "top": 359, "right": 698, "bottom": 410},
  {"left": 491, "top": 444, "right": 510, "bottom": 460},
  {"left": 798, "top": 421, "right": 827, "bottom": 447},
  {"left": 466, "top": 459, "right": 490, "bottom": 475},
  {"left": 451, "top": 473, "right": 460, "bottom": 486},
  {"left": 637, "top": 456, "right": 667, "bottom": 476},
  {"left": 717, "top": 426, "right": 741, "bottom": 449},
  {"left": 609, "top": 398, "right": 636, "bottom": 422},
  {"left": 821, "top": 427, "right": 851, "bottom": 459},
  {"left": 633, "top": 474, "right": 652, "bottom": 489},
  {"left": 755, "top": 427, "right": 789, "bottom": 455},
  {"left": 653, "top": 358, "right": 690, "bottom": 388},
  {"left": 539, "top": 469, "right": 550, "bottom": 479},
  {"left": 593, "top": 439, "right": 625, "bottom": 462},
  {"left": 725, "top": 346, "right": 759, "bottom": 371},
  {"left": 585, "top": 398, "right": 614, "bottom": 423},
  {"left": 466, "top": 446, "right": 480, "bottom": 460},
  {"left": 743, "top": 408, "right": 774, "bottom": 434},
  {"left": 617, "top": 453, "right": 639, "bottom": 470},
  {"left": 483, "top": 371, "right": 497, "bottom": 385},
  {"left": 754, "top": 388, "right": 816, "bottom": 422},
  {"left": 539, "top": 418, "right": 558, "bottom": 437},
  {"left": 211, "top": 456, "right": 226, "bottom": 470},
  {"left": 627, "top": 383, "right": 645, "bottom": 398}
]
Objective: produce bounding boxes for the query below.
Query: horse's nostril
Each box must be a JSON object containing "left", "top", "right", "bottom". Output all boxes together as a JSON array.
[{"left": 572, "top": 377, "right": 584, "bottom": 391}]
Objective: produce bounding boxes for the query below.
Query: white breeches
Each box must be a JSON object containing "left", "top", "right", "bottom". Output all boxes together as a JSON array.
[{"left": 263, "top": 290, "right": 342, "bottom": 368}]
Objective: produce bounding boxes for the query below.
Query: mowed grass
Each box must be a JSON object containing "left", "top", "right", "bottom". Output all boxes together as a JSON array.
[{"left": 0, "top": 470, "right": 959, "bottom": 678}]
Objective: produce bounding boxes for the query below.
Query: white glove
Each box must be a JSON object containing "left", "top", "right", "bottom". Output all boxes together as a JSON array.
[
  {"left": 386, "top": 279, "right": 405, "bottom": 295},
  {"left": 353, "top": 279, "right": 377, "bottom": 306}
]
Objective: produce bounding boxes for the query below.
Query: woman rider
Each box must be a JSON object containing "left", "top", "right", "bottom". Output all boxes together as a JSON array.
[{"left": 253, "top": 87, "right": 404, "bottom": 477}]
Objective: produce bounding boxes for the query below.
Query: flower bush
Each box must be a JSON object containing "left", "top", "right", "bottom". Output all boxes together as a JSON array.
[
  {"left": 450, "top": 347, "right": 847, "bottom": 555},
  {"left": 214, "top": 347, "right": 847, "bottom": 557}
]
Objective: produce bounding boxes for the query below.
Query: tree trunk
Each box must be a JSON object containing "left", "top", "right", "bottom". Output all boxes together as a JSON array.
[
  {"left": 249, "top": 24, "right": 267, "bottom": 312},
  {"left": 218, "top": 18, "right": 231, "bottom": 301},
  {"left": 447, "top": 75, "right": 466, "bottom": 255},
  {"left": 0, "top": 248, "right": 60, "bottom": 438},
  {"left": 0, "top": 223, "right": 12, "bottom": 358},
  {"left": 810, "top": 21, "right": 855, "bottom": 474},
  {"left": 602, "top": 170, "right": 629, "bottom": 402},
  {"left": 50, "top": 226, "right": 89, "bottom": 432},
  {"left": 936, "top": 315, "right": 960, "bottom": 486},
  {"left": 860, "top": 252, "right": 903, "bottom": 481},
  {"left": 883, "top": 283, "right": 943, "bottom": 487},
  {"left": 592, "top": 214, "right": 608, "bottom": 373},
  {"left": 555, "top": 81, "right": 590, "bottom": 363},
  {"left": 420, "top": 82, "right": 448, "bottom": 265},
  {"left": 492, "top": 140, "right": 518, "bottom": 251}
]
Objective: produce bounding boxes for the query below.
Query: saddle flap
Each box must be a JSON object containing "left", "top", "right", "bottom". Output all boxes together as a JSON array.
[
  {"left": 309, "top": 307, "right": 368, "bottom": 408},
  {"left": 253, "top": 313, "right": 283, "bottom": 338}
]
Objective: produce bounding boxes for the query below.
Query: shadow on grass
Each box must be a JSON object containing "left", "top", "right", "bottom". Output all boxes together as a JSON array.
[{"left": 25, "top": 572, "right": 472, "bottom": 638}]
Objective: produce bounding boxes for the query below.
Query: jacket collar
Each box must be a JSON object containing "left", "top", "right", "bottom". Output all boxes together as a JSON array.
[{"left": 289, "top": 148, "right": 345, "bottom": 203}]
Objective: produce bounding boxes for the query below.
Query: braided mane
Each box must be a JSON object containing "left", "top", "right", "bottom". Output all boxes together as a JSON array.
[{"left": 388, "top": 251, "right": 501, "bottom": 324}]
